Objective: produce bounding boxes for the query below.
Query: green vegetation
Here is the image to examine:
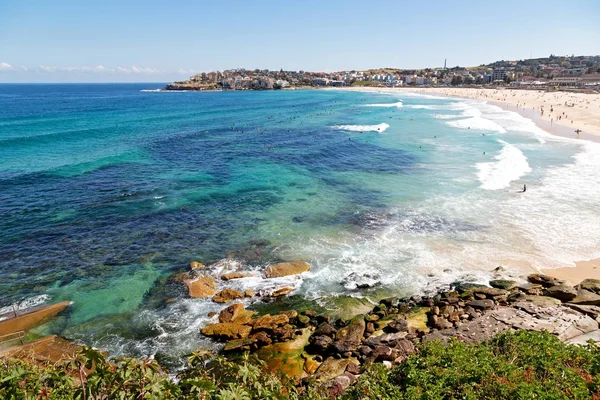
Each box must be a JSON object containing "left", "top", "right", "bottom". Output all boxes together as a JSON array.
[
  {"left": 2, "top": 331, "right": 600, "bottom": 399},
  {"left": 350, "top": 81, "right": 382, "bottom": 87}
]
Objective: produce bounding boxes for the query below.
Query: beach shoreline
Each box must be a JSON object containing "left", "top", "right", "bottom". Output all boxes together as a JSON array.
[{"left": 336, "top": 86, "right": 600, "bottom": 286}]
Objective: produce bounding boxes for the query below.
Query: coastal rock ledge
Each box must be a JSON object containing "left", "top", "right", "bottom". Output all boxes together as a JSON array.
[{"left": 197, "top": 272, "right": 600, "bottom": 395}]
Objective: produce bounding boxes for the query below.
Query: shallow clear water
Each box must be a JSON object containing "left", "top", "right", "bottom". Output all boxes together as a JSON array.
[{"left": 1, "top": 84, "right": 599, "bottom": 365}]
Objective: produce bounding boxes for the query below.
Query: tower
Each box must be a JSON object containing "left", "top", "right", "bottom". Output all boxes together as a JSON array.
[{"left": 444, "top": 59, "right": 447, "bottom": 70}]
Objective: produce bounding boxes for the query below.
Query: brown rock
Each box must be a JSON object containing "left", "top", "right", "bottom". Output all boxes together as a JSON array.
[
  {"left": 279, "top": 310, "right": 298, "bottom": 319},
  {"left": 190, "top": 261, "right": 204, "bottom": 270},
  {"left": 185, "top": 276, "right": 217, "bottom": 298},
  {"left": 570, "top": 289, "right": 600, "bottom": 306},
  {"left": 244, "top": 290, "right": 255, "bottom": 298},
  {"left": 527, "top": 274, "right": 565, "bottom": 287},
  {"left": 544, "top": 284, "right": 577, "bottom": 301},
  {"left": 264, "top": 261, "right": 311, "bottom": 278},
  {"left": 223, "top": 338, "right": 256, "bottom": 351},
  {"left": 253, "top": 314, "right": 289, "bottom": 330},
  {"left": 201, "top": 322, "right": 252, "bottom": 340},
  {"left": 577, "top": 279, "right": 600, "bottom": 295},
  {"left": 218, "top": 303, "right": 256, "bottom": 324},
  {"left": 271, "top": 287, "right": 294, "bottom": 297},
  {"left": 467, "top": 299, "right": 495, "bottom": 310},
  {"left": 250, "top": 331, "right": 272, "bottom": 346},
  {"left": 221, "top": 271, "right": 254, "bottom": 281},
  {"left": 212, "top": 288, "right": 244, "bottom": 303},
  {"left": 303, "top": 356, "right": 320, "bottom": 375},
  {"left": 207, "top": 312, "right": 217, "bottom": 318}
]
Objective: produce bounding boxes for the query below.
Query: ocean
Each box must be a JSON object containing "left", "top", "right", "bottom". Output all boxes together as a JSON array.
[{"left": 1, "top": 83, "right": 599, "bottom": 366}]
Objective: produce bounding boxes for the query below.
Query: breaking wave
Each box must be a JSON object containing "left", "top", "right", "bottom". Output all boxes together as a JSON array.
[
  {"left": 334, "top": 123, "right": 390, "bottom": 133},
  {"left": 476, "top": 140, "right": 531, "bottom": 190}
]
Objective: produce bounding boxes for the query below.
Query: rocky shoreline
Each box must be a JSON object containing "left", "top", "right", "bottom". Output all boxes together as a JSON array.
[{"left": 185, "top": 260, "right": 600, "bottom": 395}]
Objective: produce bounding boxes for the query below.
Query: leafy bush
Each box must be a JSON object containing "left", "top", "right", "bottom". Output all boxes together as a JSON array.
[
  {"left": 2, "top": 331, "right": 600, "bottom": 399},
  {"left": 342, "top": 330, "right": 600, "bottom": 400}
]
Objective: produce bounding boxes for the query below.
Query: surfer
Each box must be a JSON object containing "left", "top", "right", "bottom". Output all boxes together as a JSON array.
[{"left": 521, "top": 184, "right": 527, "bottom": 193}]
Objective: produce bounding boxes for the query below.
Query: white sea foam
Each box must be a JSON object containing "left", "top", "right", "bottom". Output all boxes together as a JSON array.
[
  {"left": 365, "top": 101, "right": 403, "bottom": 108},
  {"left": 0, "top": 294, "right": 51, "bottom": 318},
  {"left": 443, "top": 104, "right": 507, "bottom": 133},
  {"left": 140, "top": 89, "right": 162, "bottom": 92},
  {"left": 334, "top": 123, "right": 390, "bottom": 133},
  {"left": 476, "top": 140, "right": 531, "bottom": 190}
]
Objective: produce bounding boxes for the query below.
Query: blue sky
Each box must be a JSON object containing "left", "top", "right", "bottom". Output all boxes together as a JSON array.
[{"left": 1, "top": 0, "right": 599, "bottom": 82}]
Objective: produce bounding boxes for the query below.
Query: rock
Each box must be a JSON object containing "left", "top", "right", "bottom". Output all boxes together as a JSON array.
[
  {"left": 509, "top": 293, "right": 562, "bottom": 307},
  {"left": 190, "top": 261, "right": 204, "bottom": 270},
  {"left": 341, "top": 272, "right": 381, "bottom": 289},
  {"left": 527, "top": 274, "right": 565, "bottom": 287},
  {"left": 385, "top": 319, "right": 408, "bottom": 333},
  {"left": 313, "top": 357, "right": 359, "bottom": 384},
  {"left": 218, "top": 303, "right": 256, "bottom": 324},
  {"left": 403, "top": 307, "right": 430, "bottom": 333},
  {"left": 185, "top": 276, "right": 217, "bottom": 298},
  {"left": 244, "top": 290, "right": 255, "bottom": 298},
  {"left": 302, "top": 310, "right": 318, "bottom": 318},
  {"left": 432, "top": 315, "right": 453, "bottom": 330},
  {"left": 207, "top": 312, "right": 217, "bottom": 318},
  {"left": 577, "top": 279, "right": 600, "bottom": 294},
  {"left": 297, "top": 315, "right": 310, "bottom": 326},
  {"left": 326, "top": 375, "right": 352, "bottom": 397},
  {"left": 544, "top": 284, "right": 577, "bottom": 301},
  {"left": 565, "top": 304, "right": 600, "bottom": 319},
  {"left": 369, "top": 345, "right": 393, "bottom": 362},
  {"left": 310, "top": 335, "right": 333, "bottom": 352},
  {"left": 303, "top": 356, "right": 320, "bottom": 375},
  {"left": 365, "top": 314, "right": 380, "bottom": 322},
  {"left": 453, "top": 282, "right": 487, "bottom": 293},
  {"left": 221, "top": 272, "right": 254, "bottom": 281},
  {"left": 264, "top": 261, "right": 311, "bottom": 278},
  {"left": 470, "top": 287, "right": 508, "bottom": 298},
  {"left": 253, "top": 314, "right": 289, "bottom": 331},
  {"left": 256, "top": 329, "right": 312, "bottom": 383},
  {"left": 279, "top": 310, "right": 298, "bottom": 319},
  {"left": 250, "top": 331, "right": 272, "bottom": 347},
  {"left": 365, "top": 331, "right": 408, "bottom": 346},
  {"left": 489, "top": 279, "right": 518, "bottom": 290},
  {"left": 334, "top": 315, "right": 366, "bottom": 351},
  {"left": 271, "top": 287, "right": 294, "bottom": 297},
  {"left": 380, "top": 297, "right": 399, "bottom": 308},
  {"left": 566, "top": 330, "right": 600, "bottom": 345},
  {"left": 315, "top": 323, "right": 337, "bottom": 337},
  {"left": 467, "top": 299, "right": 495, "bottom": 310},
  {"left": 223, "top": 338, "right": 256, "bottom": 351},
  {"left": 569, "top": 289, "right": 600, "bottom": 306},
  {"left": 518, "top": 283, "right": 544, "bottom": 296},
  {"left": 201, "top": 322, "right": 252, "bottom": 340},
  {"left": 212, "top": 288, "right": 244, "bottom": 303}
]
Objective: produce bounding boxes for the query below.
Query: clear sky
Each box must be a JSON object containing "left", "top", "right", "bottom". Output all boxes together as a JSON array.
[{"left": 1, "top": 0, "right": 599, "bottom": 82}]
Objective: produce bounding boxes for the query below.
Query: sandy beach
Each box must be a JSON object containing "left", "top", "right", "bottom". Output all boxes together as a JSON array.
[
  {"left": 339, "top": 86, "right": 600, "bottom": 287},
  {"left": 342, "top": 86, "right": 600, "bottom": 140}
]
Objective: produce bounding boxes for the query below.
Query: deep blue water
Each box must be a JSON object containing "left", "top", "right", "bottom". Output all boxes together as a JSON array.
[{"left": 1, "top": 83, "right": 598, "bottom": 364}]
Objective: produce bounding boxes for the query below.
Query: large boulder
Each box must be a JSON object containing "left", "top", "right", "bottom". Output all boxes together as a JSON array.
[
  {"left": 185, "top": 276, "right": 216, "bottom": 298},
  {"left": 264, "top": 261, "right": 311, "bottom": 278},
  {"left": 201, "top": 322, "right": 252, "bottom": 340},
  {"left": 253, "top": 314, "right": 289, "bottom": 331},
  {"left": 544, "top": 284, "right": 577, "bottom": 301},
  {"left": 212, "top": 288, "right": 244, "bottom": 303},
  {"left": 312, "top": 357, "right": 360, "bottom": 384},
  {"left": 577, "top": 279, "right": 600, "bottom": 295},
  {"left": 256, "top": 329, "right": 312, "bottom": 383},
  {"left": 527, "top": 274, "right": 565, "bottom": 288},
  {"left": 333, "top": 315, "right": 365, "bottom": 352},
  {"left": 218, "top": 303, "right": 256, "bottom": 324},
  {"left": 270, "top": 287, "right": 294, "bottom": 297},
  {"left": 221, "top": 272, "right": 254, "bottom": 281},
  {"left": 569, "top": 289, "right": 600, "bottom": 306},
  {"left": 489, "top": 279, "right": 518, "bottom": 290}
]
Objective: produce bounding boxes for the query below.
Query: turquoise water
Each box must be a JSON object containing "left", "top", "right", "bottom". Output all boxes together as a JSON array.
[{"left": 1, "top": 84, "right": 599, "bottom": 365}]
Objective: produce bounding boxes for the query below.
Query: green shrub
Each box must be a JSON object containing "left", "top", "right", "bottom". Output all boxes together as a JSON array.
[{"left": 2, "top": 331, "right": 600, "bottom": 399}]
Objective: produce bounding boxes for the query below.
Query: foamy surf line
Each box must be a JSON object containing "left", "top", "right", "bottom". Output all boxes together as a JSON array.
[
  {"left": 365, "top": 101, "right": 403, "bottom": 108},
  {"left": 476, "top": 139, "right": 531, "bottom": 190},
  {"left": 334, "top": 123, "right": 390, "bottom": 133}
]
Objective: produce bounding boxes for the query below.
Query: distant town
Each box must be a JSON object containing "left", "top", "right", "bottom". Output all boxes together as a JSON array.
[{"left": 165, "top": 55, "right": 600, "bottom": 91}]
